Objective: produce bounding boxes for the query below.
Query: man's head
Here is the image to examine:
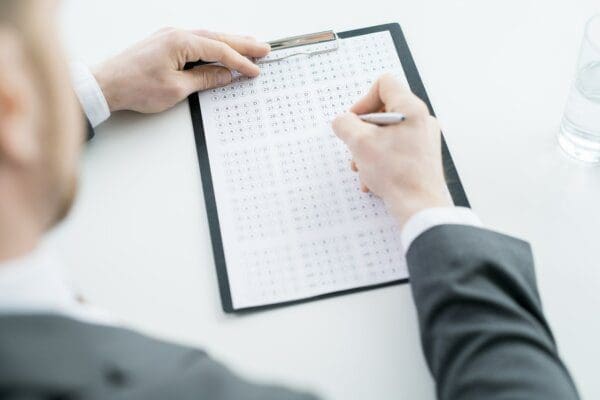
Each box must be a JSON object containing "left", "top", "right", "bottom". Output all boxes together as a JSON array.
[{"left": 0, "top": 0, "right": 83, "bottom": 258}]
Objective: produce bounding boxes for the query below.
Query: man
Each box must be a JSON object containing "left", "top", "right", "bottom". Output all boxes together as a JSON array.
[{"left": 0, "top": 1, "right": 580, "bottom": 399}]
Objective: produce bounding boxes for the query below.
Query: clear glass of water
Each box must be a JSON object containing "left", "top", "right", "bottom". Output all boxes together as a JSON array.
[{"left": 559, "top": 14, "right": 600, "bottom": 163}]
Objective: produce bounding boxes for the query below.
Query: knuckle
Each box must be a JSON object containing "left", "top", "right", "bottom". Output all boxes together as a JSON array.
[
  {"left": 331, "top": 115, "right": 345, "bottom": 131},
  {"left": 194, "top": 29, "right": 212, "bottom": 37},
  {"left": 379, "top": 72, "right": 396, "bottom": 85},
  {"left": 353, "top": 133, "right": 371, "bottom": 149},
  {"left": 198, "top": 73, "right": 215, "bottom": 89},
  {"left": 418, "top": 99, "right": 429, "bottom": 114},
  {"left": 212, "top": 32, "right": 227, "bottom": 42},
  {"left": 157, "top": 26, "right": 176, "bottom": 34},
  {"left": 427, "top": 115, "right": 439, "bottom": 128},
  {"left": 214, "top": 42, "right": 229, "bottom": 59},
  {"left": 379, "top": 73, "right": 404, "bottom": 93},
  {"left": 168, "top": 81, "right": 188, "bottom": 99},
  {"left": 168, "top": 29, "right": 189, "bottom": 47},
  {"left": 406, "top": 98, "right": 429, "bottom": 116}
]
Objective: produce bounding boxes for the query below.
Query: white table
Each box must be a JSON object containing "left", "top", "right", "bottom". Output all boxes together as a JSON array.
[{"left": 54, "top": 1, "right": 600, "bottom": 399}]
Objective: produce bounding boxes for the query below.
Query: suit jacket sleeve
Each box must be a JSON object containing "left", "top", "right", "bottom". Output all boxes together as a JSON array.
[{"left": 406, "top": 225, "right": 579, "bottom": 400}]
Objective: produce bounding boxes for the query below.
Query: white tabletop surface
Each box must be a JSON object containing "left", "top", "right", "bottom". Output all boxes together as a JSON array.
[{"left": 53, "top": 1, "right": 599, "bottom": 399}]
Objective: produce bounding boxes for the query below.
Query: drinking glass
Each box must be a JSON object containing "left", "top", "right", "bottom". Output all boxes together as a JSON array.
[{"left": 559, "top": 14, "right": 600, "bottom": 162}]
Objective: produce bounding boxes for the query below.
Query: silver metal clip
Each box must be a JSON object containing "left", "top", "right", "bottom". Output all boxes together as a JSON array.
[{"left": 255, "top": 30, "right": 339, "bottom": 64}]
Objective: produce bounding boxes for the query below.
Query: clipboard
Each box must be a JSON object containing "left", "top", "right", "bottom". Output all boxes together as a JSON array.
[{"left": 187, "top": 23, "right": 470, "bottom": 313}]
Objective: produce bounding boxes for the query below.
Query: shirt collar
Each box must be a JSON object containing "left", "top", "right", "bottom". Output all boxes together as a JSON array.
[{"left": 0, "top": 240, "right": 78, "bottom": 315}]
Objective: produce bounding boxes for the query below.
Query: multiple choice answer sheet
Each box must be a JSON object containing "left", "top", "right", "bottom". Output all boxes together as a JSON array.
[{"left": 198, "top": 31, "right": 409, "bottom": 309}]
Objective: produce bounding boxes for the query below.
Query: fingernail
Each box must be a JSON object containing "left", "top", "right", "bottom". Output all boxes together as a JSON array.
[{"left": 218, "top": 70, "right": 232, "bottom": 85}]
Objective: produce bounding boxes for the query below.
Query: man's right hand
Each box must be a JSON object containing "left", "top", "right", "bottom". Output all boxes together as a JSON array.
[{"left": 332, "top": 74, "right": 452, "bottom": 228}]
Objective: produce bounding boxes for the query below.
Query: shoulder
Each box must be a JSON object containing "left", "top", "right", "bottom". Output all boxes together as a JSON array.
[{"left": 0, "top": 314, "right": 206, "bottom": 398}]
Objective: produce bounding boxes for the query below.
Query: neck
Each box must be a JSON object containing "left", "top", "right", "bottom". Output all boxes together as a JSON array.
[
  {"left": 0, "top": 176, "right": 44, "bottom": 263},
  {"left": 0, "top": 215, "right": 41, "bottom": 263}
]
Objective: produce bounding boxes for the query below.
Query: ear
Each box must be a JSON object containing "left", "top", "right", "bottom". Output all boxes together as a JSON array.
[{"left": 0, "top": 27, "right": 40, "bottom": 167}]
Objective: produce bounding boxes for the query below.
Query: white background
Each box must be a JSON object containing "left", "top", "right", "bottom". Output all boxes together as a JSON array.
[{"left": 54, "top": 1, "right": 599, "bottom": 399}]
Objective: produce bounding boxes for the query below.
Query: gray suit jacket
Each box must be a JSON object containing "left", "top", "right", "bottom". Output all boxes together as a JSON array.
[{"left": 0, "top": 225, "right": 579, "bottom": 399}]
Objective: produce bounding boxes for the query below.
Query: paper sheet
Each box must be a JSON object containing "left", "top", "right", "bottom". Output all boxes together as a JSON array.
[{"left": 199, "top": 31, "right": 409, "bottom": 309}]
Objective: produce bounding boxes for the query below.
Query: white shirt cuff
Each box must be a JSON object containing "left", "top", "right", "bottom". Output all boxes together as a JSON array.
[
  {"left": 71, "top": 62, "right": 110, "bottom": 128},
  {"left": 400, "top": 207, "right": 483, "bottom": 254}
]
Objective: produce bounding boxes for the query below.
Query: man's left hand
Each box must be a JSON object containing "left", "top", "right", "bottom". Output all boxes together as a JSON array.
[{"left": 92, "top": 28, "right": 270, "bottom": 113}]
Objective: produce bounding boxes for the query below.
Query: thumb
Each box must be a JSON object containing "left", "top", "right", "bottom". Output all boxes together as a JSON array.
[{"left": 184, "top": 65, "right": 232, "bottom": 93}]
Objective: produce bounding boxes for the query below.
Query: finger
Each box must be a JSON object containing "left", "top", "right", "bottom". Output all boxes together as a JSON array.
[
  {"left": 332, "top": 112, "right": 375, "bottom": 150},
  {"left": 191, "top": 30, "right": 271, "bottom": 58},
  {"left": 350, "top": 73, "right": 407, "bottom": 113},
  {"left": 180, "top": 33, "right": 261, "bottom": 77},
  {"left": 183, "top": 65, "right": 232, "bottom": 93},
  {"left": 351, "top": 73, "right": 426, "bottom": 117},
  {"left": 350, "top": 82, "right": 385, "bottom": 114},
  {"left": 193, "top": 36, "right": 260, "bottom": 76}
]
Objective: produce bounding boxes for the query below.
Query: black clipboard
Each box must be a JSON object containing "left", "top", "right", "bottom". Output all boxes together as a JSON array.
[{"left": 187, "top": 23, "right": 470, "bottom": 313}]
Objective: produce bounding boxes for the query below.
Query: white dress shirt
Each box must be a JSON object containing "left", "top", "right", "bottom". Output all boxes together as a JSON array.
[
  {"left": 71, "top": 62, "right": 111, "bottom": 128},
  {"left": 0, "top": 239, "right": 114, "bottom": 325},
  {"left": 401, "top": 206, "right": 483, "bottom": 253},
  {"left": 0, "top": 64, "right": 483, "bottom": 324}
]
